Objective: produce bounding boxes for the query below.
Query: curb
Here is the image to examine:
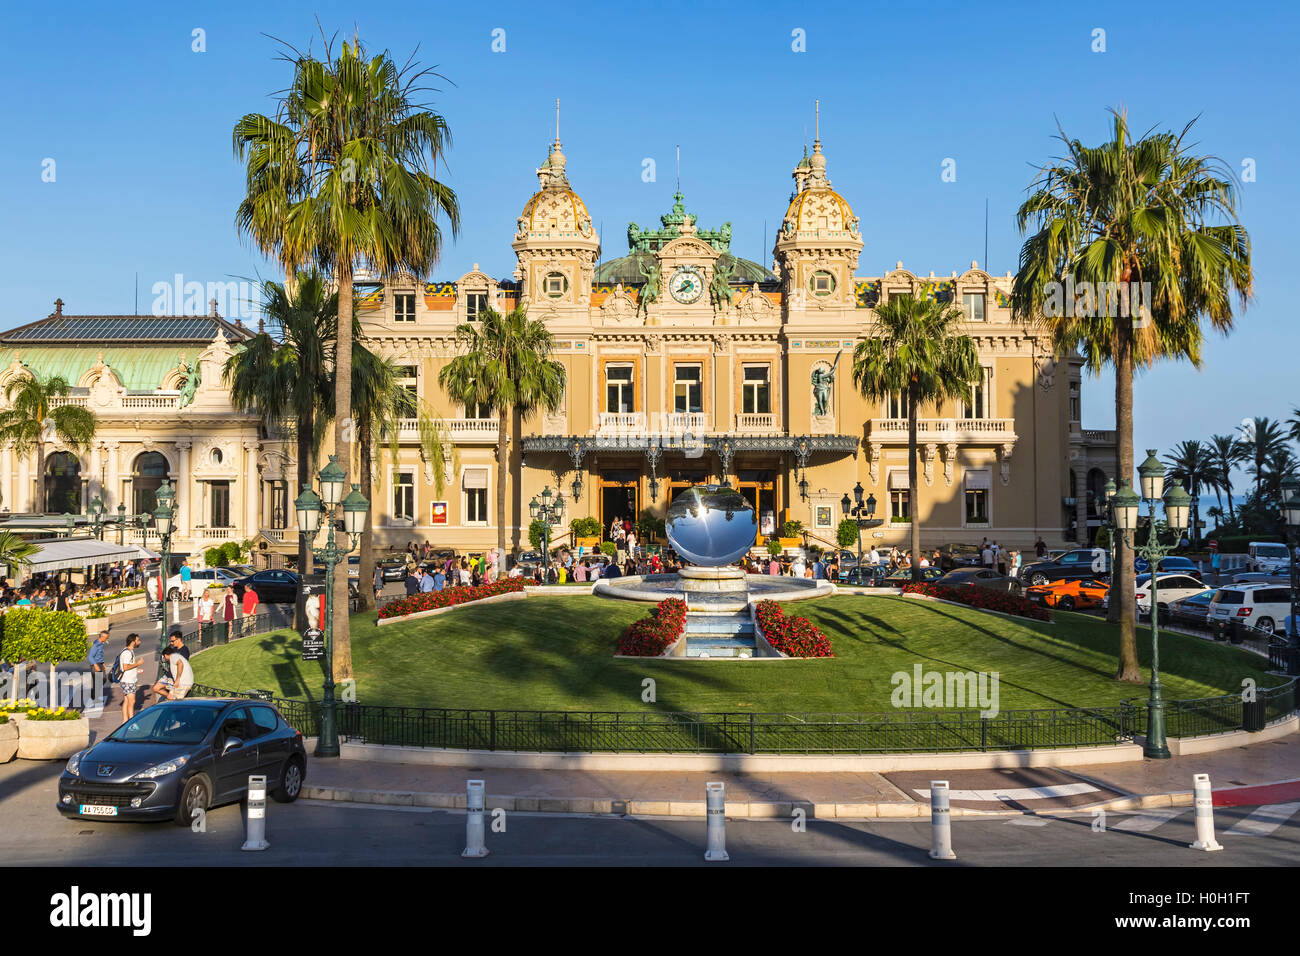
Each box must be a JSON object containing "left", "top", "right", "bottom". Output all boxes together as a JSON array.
[{"left": 300, "top": 783, "right": 1197, "bottom": 818}]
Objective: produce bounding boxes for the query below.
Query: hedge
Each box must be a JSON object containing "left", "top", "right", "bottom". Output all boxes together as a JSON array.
[
  {"left": 899, "top": 582, "right": 1052, "bottom": 622},
  {"left": 377, "top": 578, "right": 525, "bottom": 620}
]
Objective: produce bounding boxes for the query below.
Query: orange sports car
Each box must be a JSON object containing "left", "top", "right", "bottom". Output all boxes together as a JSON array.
[{"left": 1025, "top": 577, "right": 1109, "bottom": 611}]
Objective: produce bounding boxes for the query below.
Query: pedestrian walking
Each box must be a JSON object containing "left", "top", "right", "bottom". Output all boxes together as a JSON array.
[
  {"left": 88, "top": 629, "right": 110, "bottom": 708},
  {"left": 117, "top": 633, "right": 143, "bottom": 722}
]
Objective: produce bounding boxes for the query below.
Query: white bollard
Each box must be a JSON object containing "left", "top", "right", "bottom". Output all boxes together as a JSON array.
[
  {"left": 704, "top": 781, "right": 729, "bottom": 861},
  {"left": 241, "top": 774, "right": 270, "bottom": 851},
  {"left": 1188, "top": 773, "right": 1223, "bottom": 852},
  {"left": 928, "top": 780, "right": 957, "bottom": 860},
  {"left": 173, "top": 601, "right": 180, "bottom": 624},
  {"left": 462, "top": 779, "right": 488, "bottom": 858}
]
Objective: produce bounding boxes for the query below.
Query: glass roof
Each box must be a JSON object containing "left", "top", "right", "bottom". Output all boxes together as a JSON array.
[{"left": 2, "top": 315, "right": 241, "bottom": 343}]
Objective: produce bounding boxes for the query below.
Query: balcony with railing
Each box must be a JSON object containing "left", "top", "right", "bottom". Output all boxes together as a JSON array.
[
  {"left": 596, "top": 412, "right": 647, "bottom": 436},
  {"left": 388, "top": 417, "right": 499, "bottom": 443},
  {"left": 866, "top": 417, "right": 1018, "bottom": 444},
  {"left": 666, "top": 412, "right": 710, "bottom": 435},
  {"left": 734, "top": 413, "right": 780, "bottom": 434}
]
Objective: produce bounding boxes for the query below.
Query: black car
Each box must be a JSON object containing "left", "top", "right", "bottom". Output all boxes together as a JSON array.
[
  {"left": 937, "top": 544, "right": 983, "bottom": 572},
  {"left": 235, "top": 569, "right": 300, "bottom": 604},
  {"left": 842, "top": 565, "right": 891, "bottom": 587},
  {"left": 1166, "top": 589, "right": 1216, "bottom": 629},
  {"left": 58, "top": 699, "right": 307, "bottom": 825},
  {"left": 1134, "top": 555, "right": 1203, "bottom": 581},
  {"left": 1019, "top": 548, "right": 1110, "bottom": 587},
  {"left": 937, "top": 567, "right": 1024, "bottom": 593},
  {"left": 377, "top": 555, "right": 410, "bottom": 582}
]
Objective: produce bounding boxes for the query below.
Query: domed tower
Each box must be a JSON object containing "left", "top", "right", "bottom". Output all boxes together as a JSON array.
[
  {"left": 512, "top": 135, "right": 600, "bottom": 318},
  {"left": 773, "top": 125, "right": 863, "bottom": 315}
]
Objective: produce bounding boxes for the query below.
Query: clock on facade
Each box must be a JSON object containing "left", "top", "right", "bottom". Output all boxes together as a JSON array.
[{"left": 669, "top": 265, "right": 704, "bottom": 304}]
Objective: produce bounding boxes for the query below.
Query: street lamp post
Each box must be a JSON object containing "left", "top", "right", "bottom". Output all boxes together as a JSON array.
[
  {"left": 1112, "top": 451, "right": 1191, "bottom": 760},
  {"left": 1281, "top": 479, "right": 1300, "bottom": 677},
  {"left": 527, "top": 486, "right": 566, "bottom": 581},
  {"left": 295, "top": 455, "right": 369, "bottom": 759},
  {"left": 151, "top": 480, "right": 175, "bottom": 681},
  {"left": 117, "top": 503, "right": 127, "bottom": 547},
  {"left": 88, "top": 494, "right": 105, "bottom": 542},
  {"left": 839, "top": 482, "right": 878, "bottom": 571},
  {"left": 1102, "top": 478, "right": 1117, "bottom": 579}
]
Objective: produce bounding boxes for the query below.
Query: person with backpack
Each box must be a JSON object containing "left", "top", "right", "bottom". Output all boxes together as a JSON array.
[
  {"left": 88, "top": 629, "right": 110, "bottom": 709},
  {"left": 115, "top": 633, "right": 143, "bottom": 722}
]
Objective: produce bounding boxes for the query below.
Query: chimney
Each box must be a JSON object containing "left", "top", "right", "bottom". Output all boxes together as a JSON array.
[{"left": 53, "top": 298, "right": 64, "bottom": 317}]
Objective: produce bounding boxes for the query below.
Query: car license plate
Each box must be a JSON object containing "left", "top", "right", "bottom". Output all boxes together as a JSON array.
[{"left": 79, "top": 804, "right": 118, "bottom": 817}]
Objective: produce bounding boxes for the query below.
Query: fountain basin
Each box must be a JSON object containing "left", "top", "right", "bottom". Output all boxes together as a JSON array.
[{"left": 593, "top": 572, "right": 834, "bottom": 605}]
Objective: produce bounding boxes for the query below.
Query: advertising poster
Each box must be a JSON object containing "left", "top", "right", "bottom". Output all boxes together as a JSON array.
[
  {"left": 145, "top": 562, "right": 164, "bottom": 622},
  {"left": 300, "top": 574, "right": 326, "bottom": 662},
  {"left": 431, "top": 501, "right": 448, "bottom": 524}
]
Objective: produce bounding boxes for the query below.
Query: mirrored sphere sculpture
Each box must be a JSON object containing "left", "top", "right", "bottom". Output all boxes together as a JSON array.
[{"left": 665, "top": 485, "right": 757, "bottom": 566}]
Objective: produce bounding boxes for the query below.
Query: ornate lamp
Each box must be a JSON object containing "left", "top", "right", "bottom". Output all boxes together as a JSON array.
[
  {"left": 853, "top": 482, "right": 864, "bottom": 508},
  {"left": 318, "top": 456, "right": 346, "bottom": 508},
  {"left": 1162, "top": 480, "right": 1191, "bottom": 534},
  {"left": 295, "top": 486, "right": 323, "bottom": 534},
  {"left": 840, "top": 493, "right": 851, "bottom": 516},
  {"left": 865, "top": 493, "right": 877, "bottom": 518},
  {"left": 528, "top": 496, "right": 540, "bottom": 521},
  {"left": 1138, "top": 449, "right": 1165, "bottom": 502},
  {"left": 1285, "top": 489, "right": 1300, "bottom": 529},
  {"left": 342, "top": 484, "right": 369, "bottom": 536},
  {"left": 153, "top": 480, "right": 175, "bottom": 536},
  {"left": 1111, "top": 480, "right": 1139, "bottom": 532}
]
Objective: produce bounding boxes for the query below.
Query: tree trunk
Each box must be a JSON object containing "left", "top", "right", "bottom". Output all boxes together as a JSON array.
[
  {"left": 294, "top": 409, "right": 312, "bottom": 632},
  {"left": 1227, "top": 487, "right": 1235, "bottom": 523},
  {"left": 908, "top": 380, "right": 921, "bottom": 583},
  {"left": 357, "top": 418, "right": 375, "bottom": 611},
  {"left": 497, "top": 405, "right": 509, "bottom": 572},
  {"left": 332, "top": 261, "right": 354, "bottom": 683},
  {"left": 1113, "top": 340, "right": 1141, "bottom": 682}
]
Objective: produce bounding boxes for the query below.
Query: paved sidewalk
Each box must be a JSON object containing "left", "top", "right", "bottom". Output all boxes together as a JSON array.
[{"left": 297, "top": 732, "right": 1300, "bottom": 818}]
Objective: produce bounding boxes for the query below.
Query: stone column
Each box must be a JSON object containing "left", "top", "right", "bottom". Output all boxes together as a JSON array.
[
  {"left": 175, "top": 441, "right": 192, "bottom": 538},
  {"left": 16, "top": 449, "right": 30, "bottom": 512},
  {"left": 1074, "top": 465, "right": 1089, "bottom": 545},
  {"left": 106, "top": 441, "right": 121, "bottom": 513},
  {"left": 244, "top": 440, "right": 260, "bottom": 538},
  {"left": 0, "top": 443, "right": 12, "bottom": 513},
  {"left": 89, "top": 443, "right": 102, "bottom": 505}
]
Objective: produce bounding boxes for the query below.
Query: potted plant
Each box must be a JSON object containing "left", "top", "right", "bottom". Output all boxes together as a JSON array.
[
  {"left": 766, "top": 537, "right": 784, "bottom": 558},
  {"left": 779, "top": 519, "right": 804, "bottom": 549},
  {"left": 569, "top": 516, "right": 602, "bottom": 550}
]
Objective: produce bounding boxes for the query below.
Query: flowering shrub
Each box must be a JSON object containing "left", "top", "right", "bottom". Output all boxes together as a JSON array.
[
  {"left": 25, "top": 706, "right": 82, "bottom": 721},
  {"left": 0, "top": 699, "right": 40, "bottom": 713},
  {"left": 754, "top": 601, "right": 833, "bottom": 657},
  {"left": 377, "top": 578, "right": 526, "bottom": 620},
  {"left": 899, "top": 582, "right": 1051, "bottom": 622},
  {"left": 617, "top": 598, "right": 687, "bottom": 656}
]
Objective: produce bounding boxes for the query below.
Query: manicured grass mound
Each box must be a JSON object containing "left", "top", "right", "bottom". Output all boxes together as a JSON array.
[{"left": 193, "top": 594, "right": 1279, "bottom": 713}]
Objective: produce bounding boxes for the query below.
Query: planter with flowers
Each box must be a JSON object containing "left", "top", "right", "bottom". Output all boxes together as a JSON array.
[
  {"left": 753, "top": 601, "right": 833, "bottom": 657},
  {"left": 616, "top": 598, "right": 687, "bottom": 657},
  {"left": 376, "top": 578, "right": 527, "bottom": 626},
  {"left": 0, "top": 714, "right": 14, "bottom": 763},
  {"left": 16, "top": 707, "right": 89, "bottom": 760}
]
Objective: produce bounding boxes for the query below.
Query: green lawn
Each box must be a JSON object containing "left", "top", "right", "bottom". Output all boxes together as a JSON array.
[{"left": 190, "top": 594, "right": 1279, "bottom": 713}]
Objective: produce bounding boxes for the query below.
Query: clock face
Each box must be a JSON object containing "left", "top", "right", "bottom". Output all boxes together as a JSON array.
[{"left": 669, "top": 266, "right": 704, "bottom": 304}]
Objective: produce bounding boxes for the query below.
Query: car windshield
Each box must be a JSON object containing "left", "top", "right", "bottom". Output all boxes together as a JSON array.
[
  {"left": 1211, "top": 590, "right": 1244, "bottom": 606},
  {"left": 107, "top": 704, "right": 219, "bottom": 744}
]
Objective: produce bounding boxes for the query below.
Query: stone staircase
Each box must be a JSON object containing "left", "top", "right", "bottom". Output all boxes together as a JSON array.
[{"left": 683, "top": 611, "right": 757, "bottom": 658}]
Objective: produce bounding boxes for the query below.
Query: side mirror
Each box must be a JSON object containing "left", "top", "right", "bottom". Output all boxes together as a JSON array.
[{"left": 221, "top": 736, "right": 244, "bottom": 756}]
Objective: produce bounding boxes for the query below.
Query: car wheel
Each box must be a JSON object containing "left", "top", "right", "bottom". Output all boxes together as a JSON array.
[
  {"left": 1030, "top": 573, "right": 1048, "bottom": 587},
  {"left": 272, "top": 756, "right": 306, "bottom": 803},
  {"left": 1257, "top": 617, "right": 1276, "bottom": 636},
  {"left": 167, "top": 588, "right": 182, "bottom": 602},
  {"left": 174, "top": 774, "right": 211, "bottom": 827},
  {"left": 1058, "top": 596, "right": 1075, "bottom": 611}
]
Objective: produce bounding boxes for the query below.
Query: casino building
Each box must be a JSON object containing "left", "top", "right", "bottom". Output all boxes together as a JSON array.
[{"left": 0, "top": 132, "right": 1117, "bottom": 566}]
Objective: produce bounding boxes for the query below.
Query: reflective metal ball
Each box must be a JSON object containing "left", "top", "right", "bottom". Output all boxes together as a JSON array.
[{"left": 664, "top": 485, "right": 757, "bottom": 566}]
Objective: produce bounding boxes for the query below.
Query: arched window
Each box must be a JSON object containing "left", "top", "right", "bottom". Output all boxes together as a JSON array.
[
  {"left": 1086, "top": 468, "right": 1107, "bottom": 518},
  {"left": 133, "top": 451, "right": 169, "bottom": 516},
  {"left": 44, "top": 451, "right": 81, "bottom": 514}
]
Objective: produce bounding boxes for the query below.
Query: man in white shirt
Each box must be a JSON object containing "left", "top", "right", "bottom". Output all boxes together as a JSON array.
[
  {"left": 117, "top": 633, "right": 143, "bottom": 722},
  {"left": 153, "top": 645, "right": 194, "bottom": 702},
  {"left": 198, "top": 592, "right": 215, "bottom": 623},
  {"left": 981, "top": 543, "right": 995, "bottom": 568},
  {"left": 868, "top": 547, "right": 880, "bottom": 567}
]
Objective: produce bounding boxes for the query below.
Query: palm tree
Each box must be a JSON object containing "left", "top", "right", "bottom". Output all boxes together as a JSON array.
[
  {"left": 1206, "top": 433, "right": 1245, "bottom": 524},
  {"left": 1011, "top": 109, "right": 1252, "bottom": 682},
  {"left": 351, "top": 344, "right": 446, "bottom": 609},
  {"left": 1261, "top": 444, "right": 1300, "bottom": 504},
  {"left": 438, "top": 306, "right": 565, "bottom": 567},
  {"left": 1163, "top": 440, "right": 1215, "bottom": 550},
  {"left": 1289, "top": 406, "right": 1300, "bottom": 448},
  {"left": 852, "top": 293, "right": 981, "bottom": 581},
  {"left": 1239, "top": 416, "right": 1287, "bottom": 498},
  {"left": 224, "top": 272, "right": 336, "bottom": 628},
  {"left": 0, "top": 531, "right": 41, "bottom": 577},
  {"left": 233, "top": 35, "right": 459, "bottom": 680},
  {"left": 0, "top": 374, "right": 97, "bottom": 513}
]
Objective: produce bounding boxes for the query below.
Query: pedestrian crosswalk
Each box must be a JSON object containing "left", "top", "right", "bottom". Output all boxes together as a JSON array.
[
  {"left": 1109, "top": 809, "right": 1184, "bottom": 832},
  {"left": 995, "top": 803, "right": 1300, "bottom": 839},
  {"left": 1223, "top": 801, "right": 1300, "bottom": 836}
]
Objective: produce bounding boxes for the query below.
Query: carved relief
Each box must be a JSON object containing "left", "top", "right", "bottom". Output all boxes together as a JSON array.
[
  {"left": 923, "top": 443, "right": 938, "bottom": 487},
  {"left": 868, "top": 442, "right": 881, "bottom": 483},
  {"left": 944, "top": 442, "right": 958, "bottom": 486},
  {"left": 598, "top": 284, "right": 640, "bottom": 326},
  {"left": 999, "top": 442, "right": 1016, "bottom": 485},
  {"left": 737, "top": 284, "right": 779, "bottom": 325}
]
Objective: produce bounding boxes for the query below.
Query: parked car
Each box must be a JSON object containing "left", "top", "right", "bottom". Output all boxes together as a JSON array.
[
  {"left": 884, "top": 566, "right": 945, "bottom": 583},
  {"left": 1232, "top": 567, "right": 1290, "bottom": 585},
  {"left": 165, "top": 567, "right": 242, "bottom": 602},
  {"left": 937, "top": 544, "right": 983, "bottom": 572},
  {"left": 1024, "top": 577, "right": 1109, "bottom": 611},
  {"left": 833, "top": 549, "right": 859, "bottom": 570},
  {"left": 1019, "top": 548, "right": 1110, "bottom": 587},
  {"left": 1166, "top": 589, "right": 1217, "bottom": 629},
  {"left": 233, "top": 569, "right": 300, "bottom": 604},
  {"left": 377, "top": 555, "right": 410, "bottom": 582},
  {"left": 58, "top": 699, "right": 306, "bottom": 824},
  {"left": 1133, "top": 555, "right": 1203, "bottom": 581},
  {"left": 1207, "top": 583, "right": 1291, "bottom": 641},
  {"left": 1247, "top": 541, "right": 1291, "bottom": 574},
  {"left": 842, "top": 565, "right": 891, "bottom": 587},
  {"left": 937, "top": 567, "right": 1023, "bottom": 593},
  {"left": 1134, "top": 573, "right": 1211, "bottom": 619}
]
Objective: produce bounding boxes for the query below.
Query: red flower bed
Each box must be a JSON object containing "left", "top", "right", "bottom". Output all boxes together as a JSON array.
[
  {"left": 377, "top": 578, "right": 526, "bottom": 620},
  {"left": 898, "top": 582, "right": 1051, "bottom": 622},
  {"left": 754, "top": 601, "right": 833, "bottom": 657},
  {"left": 617, "top": 598, "right": 687, "bottom": 656}
]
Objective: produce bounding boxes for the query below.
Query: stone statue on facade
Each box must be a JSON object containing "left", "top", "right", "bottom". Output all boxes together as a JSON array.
[
  {"left": 637, "top": 256, "right": 660, "bottom": 313},
  {"left": 811, "top": 349, "right": 842, "bottom": 417},
  {"left": 710, "top": 257, "right": 735, "bottom": 309},
  {"left": 178, "top": 356, "right": 201, "bottom": 408}
]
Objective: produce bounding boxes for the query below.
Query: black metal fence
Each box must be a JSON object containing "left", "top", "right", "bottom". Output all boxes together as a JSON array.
[{"left": 186, "top": 679, "right": 1298, "bottom": 754}]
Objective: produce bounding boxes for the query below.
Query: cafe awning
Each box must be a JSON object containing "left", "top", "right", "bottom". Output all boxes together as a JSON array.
[{"left": 8, "top": 537, "right": 153, "bottom": 575}]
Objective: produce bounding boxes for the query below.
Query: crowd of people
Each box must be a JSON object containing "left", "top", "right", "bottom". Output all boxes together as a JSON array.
[{"left": 0, "top": 558, "right": 154, "bottom": 613}]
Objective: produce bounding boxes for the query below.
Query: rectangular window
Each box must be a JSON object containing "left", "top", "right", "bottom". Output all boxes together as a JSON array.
[
  {"left": 464, "top": 401, "right": 492, "bottom": 419},
  {"left": 887, "top": 392, "right": 910, "bottom": 419},
  {"left": 965, "top": 470, "right": 991, "bottom": 524},
  {"left": 211, "top": 481, "right": 230, "bottom": 527},
  {"left": 1069, "top": 384, "right": 1080, "bottom": 423},
  {"left": 394, "top": 365, "right": 418, "bottom": 408},
  {"left": 962, "top": 292, "right": 986, "bottom": 322},
  {"left": 890, "top": 490, "right": 910, "bottom": 521},
  {"left": 393, "top": 472, "right": 414, "bottom": 522},
  {"left": 965, "top": 367, "right": 993, "bottom": 419},
  {"left": 742, "top": 365, "right": 770, "bottom": 414},
  {"left": 606, "top": 365, "right": 634, "bottom": 413},
  {"left": 465, "top": 488, "right": 488, "bottom": 523},
  {"left": 466, "top": 292, "right": 488, "bottom": 321},
  {"left": 394, "top": 292, "right": 416, "bottom": 323},
  {"left": 269, "top": 484, "right": 287, "bottom": 530},
  {"left": 674, "top": 364, "right": 702, "bottom": 413}
]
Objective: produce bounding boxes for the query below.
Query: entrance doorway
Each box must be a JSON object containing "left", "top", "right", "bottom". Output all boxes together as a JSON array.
[
  {"left": 600, "top": 469, "right": 639, "bottom": 540},
  {"left": 736, "top": 469, "right": 777, "bottom": 543}
]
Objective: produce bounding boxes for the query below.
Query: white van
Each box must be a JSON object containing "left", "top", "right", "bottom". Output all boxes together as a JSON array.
[
  {"left": 1247, "top": 541, "right": 1291, "bottom": 574},
  {"left": 1207, "top": 583, "right": 1291, "bottom": 640}
]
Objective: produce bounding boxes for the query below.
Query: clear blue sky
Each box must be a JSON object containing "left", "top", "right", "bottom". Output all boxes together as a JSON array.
[{"left": 2, "top": 0, "right": 1295, "bottom": 484}]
